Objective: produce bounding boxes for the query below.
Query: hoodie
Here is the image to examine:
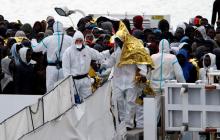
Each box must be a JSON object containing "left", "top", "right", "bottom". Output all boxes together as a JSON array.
[
  {"left": 15, "top": 47, "right": 36, "bottom": 94},
  {"left": 177, "top": 49, "right": 197, "bottom": 82},
  {"left": 158, "top": 39, "right": 171, "bottom": 53},
  {"left": 72, "top": 30, "right": 84, "bottom": 46},
  {"left": 19, "top": 47, "right": 36, "bottom": 65},
  {"left": 199, "top": 53, "right": 217, "bottom": 81}
]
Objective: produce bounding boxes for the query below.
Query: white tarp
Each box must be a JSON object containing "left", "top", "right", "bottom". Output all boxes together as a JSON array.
[
  {"left": 19, "top": 81, "right": 115, "bottom": 140},
  {"left": 0, "top": 76, "right": 115, "bottom": 140},
  {"left": 0, "top": 95, "right": 41, "bottom": 122},
  {"left": 43, "top": 77, "right": 73, "bottom": 122},
  {"left": 3, "top": 108, "right": 32, "bottom": 140}
]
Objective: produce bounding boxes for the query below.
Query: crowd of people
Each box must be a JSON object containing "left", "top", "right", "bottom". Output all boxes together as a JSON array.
[{"left": 0, "top": 3, "right": 220, "bottom": 129}]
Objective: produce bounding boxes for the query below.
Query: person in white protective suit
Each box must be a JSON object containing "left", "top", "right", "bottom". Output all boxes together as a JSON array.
[
  {"left": 102, "top": 37, "right": 148, "bottom": 129},
  {"left": 199, "top": 53, "right": 217, "bottom": 83},
  {"left": 135, "top": 48, "right": 151, "bottom": 129},
  {"left": 32, "top": 21, "right": 72, "bottom": 92},
  {"left": 62, "top": 31, "right": 113, "bottom": 102},
  {"left": 151, "top": 39, "right": 186, "bottom": 93}
]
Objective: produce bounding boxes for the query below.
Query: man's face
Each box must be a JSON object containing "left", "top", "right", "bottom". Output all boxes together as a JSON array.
[
  {"left": 75, "top": 39, "right": 83, "bottom": 45},
  {"left": 204, "top": 55, "right": 211, "bottom": 67}
]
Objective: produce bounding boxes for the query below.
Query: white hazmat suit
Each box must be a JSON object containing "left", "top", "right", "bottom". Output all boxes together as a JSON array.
[
  {"left": 150, "top": 39, "right": 185, "bottom": 93},
  {"left": 62, "top": 31, "right": 111, "bottom": 101},
  {"left": 103, "top": 46, "right": 148, "bottom": 129},
  {"left": 32, "top": 21, "right": 72, "bottom": 92}
]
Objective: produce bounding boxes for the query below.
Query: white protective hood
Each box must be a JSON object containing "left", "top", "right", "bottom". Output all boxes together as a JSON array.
[
  {"left": 53, "top": 21, "right": 64, "bottom": 33},
  {"left": 203, "top": 53, "right": 217, "bottom": 70},
  {"left": 159, "top": 39, "right": 171, "bottom": 54}
]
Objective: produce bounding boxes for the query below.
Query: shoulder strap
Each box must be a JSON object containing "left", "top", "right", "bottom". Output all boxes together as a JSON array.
[
  {"left": 58, "top": 34, "right": 64, "bottom": 59},
  {"left": 56, "top": 34, "right": 64, "bottom": 61}
]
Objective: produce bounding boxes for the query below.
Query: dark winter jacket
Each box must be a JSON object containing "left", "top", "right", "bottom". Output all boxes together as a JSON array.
[{"left": 15, "top": 61, "right": 35, "bottom": 94}]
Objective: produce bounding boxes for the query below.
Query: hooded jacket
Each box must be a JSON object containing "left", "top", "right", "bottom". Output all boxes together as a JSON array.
[
  {"left": 19, "top": 47, "right": 36, "bottom": 65},
  {"left": 199, "top": 53, "right": 217, "bottom": 81},
  {"left": 177, "top": 49, "right": 197, "bottom": 83},
  {"left": 15, "top": 47, "right": 36, "bottom": 94},
  {"left": 62, "top": 31, "right": 110, "bottom": 77},
  {"left": 151, "top": 39, "right": 185, "bottom": 92}
]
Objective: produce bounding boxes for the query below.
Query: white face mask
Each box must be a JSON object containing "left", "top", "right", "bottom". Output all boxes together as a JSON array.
[{"left": 76, "top": 44, "right": 83, "bottom": 49}]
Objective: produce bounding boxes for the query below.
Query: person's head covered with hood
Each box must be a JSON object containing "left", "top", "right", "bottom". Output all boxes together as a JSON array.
[
  {"left": 10, "top": 43, "right": 23, "bottom": 65},
  {"left": 202, "top": 53, "right": 217, "bottom": 69},
  {"left": 18, "top": 47, "right": 35, "bottom": 65},
  {"left": 53, "top": 21, "right": 63, "bottom": 33},
  {"left": 158, "top": 39, "right": 171, "bottom": 53},
  {"left": 72, "top": 30, "right": 85, "bottom": 50},
  {"left": 177, "top": 48, "right": 198, "bottom": 82},
  {"left": 199, "top": 53, "right": 217, "bottom": 81},
  {"left": 15, "top": 30, "right": 26, "bottom": 38}
]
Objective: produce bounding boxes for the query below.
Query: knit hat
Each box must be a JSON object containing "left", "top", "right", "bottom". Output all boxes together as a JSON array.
[
  {"left": 133, "top": 15, "right": 143, "bottom": 29},
  {"left": 15, "top": 30, "right": 26, "bottom": 37}
]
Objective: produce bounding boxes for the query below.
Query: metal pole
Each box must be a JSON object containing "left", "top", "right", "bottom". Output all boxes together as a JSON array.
[{"left": 68, "top": 16, "right": 75, "bottom": 28}]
